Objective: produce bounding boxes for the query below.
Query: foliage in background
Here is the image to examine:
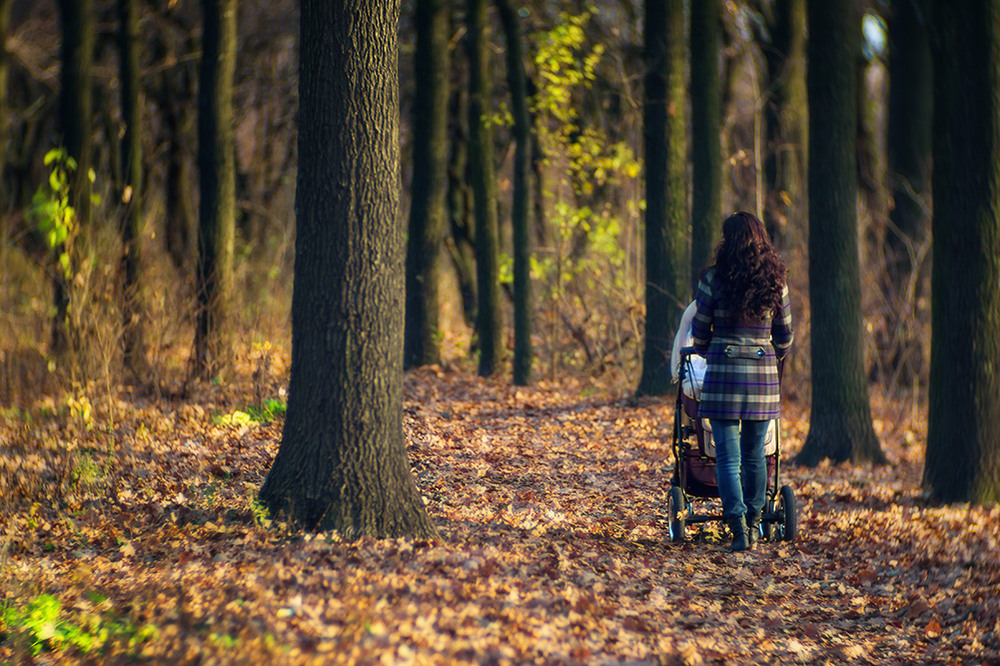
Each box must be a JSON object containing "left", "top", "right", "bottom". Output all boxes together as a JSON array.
[
  {"left": 29, "top": 149, "right": 80, "bottom": 281},
  {"left": 0, "top": 0, "right": 926, "bottom": 422},
  {"left": 2, "top": 1, "right": 297, "bottom": 397},
  {"left": 525, "top": 11, "right": 643, "bottom": 380}
]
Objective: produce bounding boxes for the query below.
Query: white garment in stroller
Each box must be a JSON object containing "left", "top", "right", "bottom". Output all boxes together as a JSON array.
[
  {"left": 671, "top": 301, "right": 777, "bottom": 457},
  {"left": 671, "top": 301, "right": 707, "bottom": 398}
]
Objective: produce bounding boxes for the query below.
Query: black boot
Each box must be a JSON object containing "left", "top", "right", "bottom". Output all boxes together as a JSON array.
[
  {"left": 727, "top": 516, "right": 749, "bottom": 552},
  {"left": 746, "top": 511, "right": 761, "bottom": 550}
]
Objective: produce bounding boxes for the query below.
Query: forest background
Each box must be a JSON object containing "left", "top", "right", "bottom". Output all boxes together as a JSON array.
[
  {"left": 1, "top": 0, "right": 930, "bottom": 434},
  {"left": 0, "top": 0, "right": 998, "bottom": 663}
]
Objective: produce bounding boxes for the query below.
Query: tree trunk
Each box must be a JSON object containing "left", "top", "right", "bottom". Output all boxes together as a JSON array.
[
  {"left": 445, "top": 50, "right": 477, "bottom": 329},
  {"left": 259, "top": 0, "right": 438, "bottom": 538},
  {"left": 118, "top": 0, "right": 147, "bottom": 378},
  {"left": 165, "top": 100, "right": 197, "bottom": 275},
  {"left": 194, "top": 0, "right": 237, "bottom": 379},
  {"left": 404, "top": 0, "right": 449, "bottom": 370},
  {"left": 0, "top": 0, "right": 10, "bottom": 211},
  {"left": 54, "top": 0, "right": 95, "bottom": 355},
  {"left": 925, "top": 0, "right": 1000, "bottom": 504},
  {"left": 689, "top": 0, "right": 721, "bottom": 286},
  {"left": 762, "top": 0, "right": 807, "bottom": 248},
  {"left": 638, "top": 0, "right": 689, "bottom": 396},
  {"left": 164, "top": 104, "right": 197, "bottom": 276},
  {"left": 883, "top": 0, "right": 932, "bottom": 383},
  {"left": 795, "top": 0, "right": 886, "bottom": 466},
  {"left": 153, "top": 27, "right": 197, "bottom": 277},
  {"left": 497, "top": 0, "right": 533, "bottom": 386},
  {"left": 467, "top": 0, "right": 503, "bottom": 377}
]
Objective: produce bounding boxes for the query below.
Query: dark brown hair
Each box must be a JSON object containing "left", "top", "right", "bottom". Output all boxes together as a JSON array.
[{"left": 712, "top": 211, "right": 787, "bottom": 321}]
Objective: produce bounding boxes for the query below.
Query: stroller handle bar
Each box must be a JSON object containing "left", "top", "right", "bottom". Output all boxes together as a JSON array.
[{"left": 679, "top": 346, "right": 702, "bottom": 358}]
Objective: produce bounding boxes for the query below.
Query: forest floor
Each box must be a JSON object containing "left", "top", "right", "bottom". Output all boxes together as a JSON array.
[{"left": 1, "top": 349, "right": 998, "bottom": 665}]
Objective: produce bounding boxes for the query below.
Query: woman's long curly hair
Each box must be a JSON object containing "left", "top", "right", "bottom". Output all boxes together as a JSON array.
[{"left": 711, "top": 212, "right": 787, "bottom": 321}]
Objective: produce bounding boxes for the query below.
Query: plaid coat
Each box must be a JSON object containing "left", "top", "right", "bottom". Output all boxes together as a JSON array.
[{"left": 691, "top": 268, "right": 794, "bottom": 421}]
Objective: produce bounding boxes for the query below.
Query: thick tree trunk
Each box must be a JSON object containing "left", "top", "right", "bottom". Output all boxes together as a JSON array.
[
  {"left": 54, "top": 0, "right": 95, "bottom": 355},
  {"left": 194, "top": 0, "right": 237, "bottom": 379},
  {"left": 497, "top": 0, "right": 533, "bottom": 386},
  {"left": 259, "top": 0, "right": 437, "bottom": 538},
  {"left": 467, "top": 0, "right": 503, "bottom": 377},
  {"left": 118, "top": 0, "right": 147, "bottom": 378},
  {"left": 762, "top": 0, "right": 807, "bottom": 248},
  {"left": 925, "top": 0, "right": 1000, "bottom": 504},
  {"left": 689, "top": 0, "right": 721, "bottom": 286},
  {"left": 638, "top": 0, "right": 689, "bottom": 396},
  {"left": 795, "top": 0, "right": 885, "bottom": 466},
  {"left": 404, "top": 0, "right": 449, "bottom": 370},
  {"left": 882, "top": 0, "right": 932, "bottom": 383}
]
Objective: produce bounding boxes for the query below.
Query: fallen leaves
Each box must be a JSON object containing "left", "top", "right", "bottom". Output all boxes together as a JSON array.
[{"left": 0, "top": 362, "right": 997, "bottom": 664}]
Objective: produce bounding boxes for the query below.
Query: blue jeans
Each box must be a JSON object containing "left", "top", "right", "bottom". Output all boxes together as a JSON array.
[{"left": 710, "top": 419, "right": 769, "bottom": 519}]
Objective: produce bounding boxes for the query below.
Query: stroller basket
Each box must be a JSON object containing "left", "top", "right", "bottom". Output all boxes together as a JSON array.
[{"left": 677, "top": 388, "right": 777, "bottom": 498}]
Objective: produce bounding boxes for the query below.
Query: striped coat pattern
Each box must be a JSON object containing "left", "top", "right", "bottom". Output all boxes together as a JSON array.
[{"left": 691, "top": 268, "right": 794, "bottom": 421}]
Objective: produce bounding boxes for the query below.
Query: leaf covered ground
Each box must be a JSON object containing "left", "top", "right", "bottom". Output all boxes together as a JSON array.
[{"left": 1, "top": 353, "right": 998, "bottom": 665}]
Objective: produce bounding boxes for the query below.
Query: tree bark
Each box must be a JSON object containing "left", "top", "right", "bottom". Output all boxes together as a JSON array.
[
  {"left": 925, "top": 0, "right": 1000, "bottom": 504},
  {"left": 118, "top": 0, "right": 147, "bottom": 378},
  {"left": 404, "top": 0, "right": 449, "bottom": 370},
  {"left": 883, "top": 0, "right": 932, "bottom": 382},
  {"left": 467, "top": 0, "right": 503, "bottom": 377},
  {"left": 689, "top": 0, "right": 721, "bottom": 286},
  {"left": 638, "top": 0, "right": 689, "bottom": 396},
  {"left": 497, "top": 0, "right": 533, "bottom": 386},
  {"left": 762, "top": 0, "right": 807, "bottom": 248},
  {"left": 259, "top": 0, "right": 438, "bottom": 538},
  {"left": 194, "top": 0, "right": 237, "bottom": 379},
  {"left": 795, "top": 0, "right": 886, "bottom": 466}
]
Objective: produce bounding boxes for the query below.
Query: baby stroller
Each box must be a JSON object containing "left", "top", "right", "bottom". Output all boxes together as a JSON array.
[{"left": 666, "top": 301, "right": 797, "bottom": 543}]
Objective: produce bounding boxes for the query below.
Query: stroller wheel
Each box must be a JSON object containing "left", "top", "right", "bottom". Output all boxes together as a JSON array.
[
  {"left": 778, "top": 485, "right": 798, "bottom": 542},
  {"left": 762, "top": 498, "right": 776, "bottom": 541},
  {"left": 668, "top": 485, "right": 687, "bottom": 542}
]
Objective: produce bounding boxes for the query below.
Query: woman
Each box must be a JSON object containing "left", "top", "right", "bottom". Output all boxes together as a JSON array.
[{"left": 691, "top": 212, "right": 793, "bottom": 552}]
